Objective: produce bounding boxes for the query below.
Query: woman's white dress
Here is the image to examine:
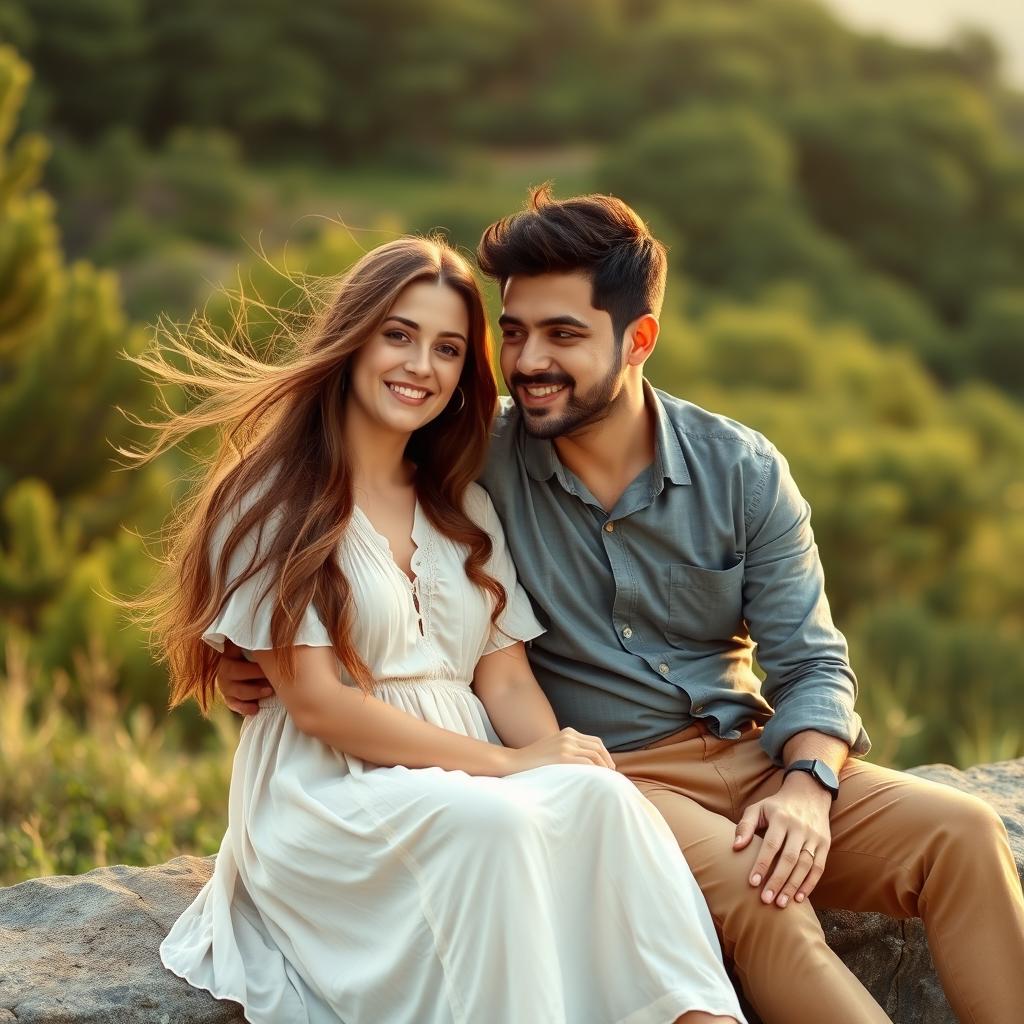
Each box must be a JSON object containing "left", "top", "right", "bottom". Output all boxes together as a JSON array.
[{"left": 160, "top": 482, "right": 745, "bottom": 1024}]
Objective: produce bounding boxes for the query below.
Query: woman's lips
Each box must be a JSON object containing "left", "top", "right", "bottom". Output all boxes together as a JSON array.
[{"left": 385, "top": 382, "right": 432, "bottom": 405}]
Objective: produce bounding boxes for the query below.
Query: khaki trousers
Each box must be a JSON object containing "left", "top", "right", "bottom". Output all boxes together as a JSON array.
[{"left": 612, "top": 722, "right": 1024, "bottom": 1024}]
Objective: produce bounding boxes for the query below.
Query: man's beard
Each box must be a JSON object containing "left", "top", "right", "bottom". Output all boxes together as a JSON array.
[{"left": 512, "top": 361, "right": 625, "bottom": 440}]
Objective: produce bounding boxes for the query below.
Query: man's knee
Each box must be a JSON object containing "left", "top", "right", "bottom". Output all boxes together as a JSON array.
[
  {"left": 685, "top": 832, "right": 822, "bottom": 945},
  {"left": 933, "top": 788, "right": 1008, "bottom": 855}
]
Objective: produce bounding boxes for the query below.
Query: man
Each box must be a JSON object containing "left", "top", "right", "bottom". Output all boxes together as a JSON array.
[{"left": 218, "top": 188, "right": 1024, "bottom": 1023}]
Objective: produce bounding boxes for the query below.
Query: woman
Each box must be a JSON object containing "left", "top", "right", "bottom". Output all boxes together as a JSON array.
[{"left": 129, "top": 237, "right": 744, "bottom": 1024}]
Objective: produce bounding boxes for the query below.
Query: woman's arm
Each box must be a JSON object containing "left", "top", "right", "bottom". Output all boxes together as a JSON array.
[
  {"left": 248, "top": 645, "right": 615, "bottom": 775},
  {"left": 251, "top": 645, "right": 513, "bottom": 776},
  {"left": 472, "top": 641, "right": 560, "bottom": 748},
  {"left": 473, "top": 638, "right": 614, "bottom": 770}
]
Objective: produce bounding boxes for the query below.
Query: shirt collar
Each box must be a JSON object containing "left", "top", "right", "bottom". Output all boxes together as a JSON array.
[
  {"left": 522, "top": 380, "right": 691, "bottom": 487},
  {"left": 647, "top": 381, "right": 691, "bottom": 486}
]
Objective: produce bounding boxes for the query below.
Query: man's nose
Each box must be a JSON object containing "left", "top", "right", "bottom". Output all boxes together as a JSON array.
[{"left": 516, "top": 335, "right": 550, "bottom": 374}]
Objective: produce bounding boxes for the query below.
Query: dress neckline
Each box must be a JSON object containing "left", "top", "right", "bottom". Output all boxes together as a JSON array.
[{"left": 352, "top": 498, "right": 426, "bottom": 587}]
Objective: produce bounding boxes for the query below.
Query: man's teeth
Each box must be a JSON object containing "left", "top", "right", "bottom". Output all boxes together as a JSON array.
[
  {"left": 525, "top": 384, "right": 565, "bottom": 397},
  {"left": 388, "top": 384, "right": 429, "bottom": 399}
]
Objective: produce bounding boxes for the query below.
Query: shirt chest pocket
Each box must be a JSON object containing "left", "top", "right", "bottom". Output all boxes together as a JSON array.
[{"left": 666, "top": 556, "right": 746, "bottom": 644}]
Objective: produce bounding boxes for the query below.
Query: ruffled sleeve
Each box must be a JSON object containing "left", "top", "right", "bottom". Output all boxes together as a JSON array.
[
  {"left": 469, "top": 484, "right": 546, "bottom": 657},
  {"left": 202, "top": 489, "right": 332, "bottom": 659}
]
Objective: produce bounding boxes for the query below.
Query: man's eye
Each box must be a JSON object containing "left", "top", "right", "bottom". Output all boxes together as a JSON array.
[
  {"left": 501, "top": 330, "right": 523, "bottom": 341},
  {"left": 551, "top": 331, "right": 576, "bottom": 340}
]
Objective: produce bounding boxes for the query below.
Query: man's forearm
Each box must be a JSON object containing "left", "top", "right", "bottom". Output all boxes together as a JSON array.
[{"left": 781, "top": 729, "right": 850, "bottom": 776}]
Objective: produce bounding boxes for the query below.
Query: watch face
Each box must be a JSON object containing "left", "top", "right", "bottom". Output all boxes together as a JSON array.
[{"left": 813, "top": 760, "right": 839, "bottom": 791}]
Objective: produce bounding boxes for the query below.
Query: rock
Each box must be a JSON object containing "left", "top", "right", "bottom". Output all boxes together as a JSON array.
[
  {"left": 802, "top": 759, "right": 1024, "bottom": 1024},
  {"left": 1, "top": 759, "right": 1021, "bottom": 1023},
  {"left": 0, "top": 857, "right": 237, "bottom": 1024}
]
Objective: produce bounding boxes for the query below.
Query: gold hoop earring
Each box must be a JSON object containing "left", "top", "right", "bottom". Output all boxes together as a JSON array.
[{"left": 451, "top": 386, "right": 466, "bottom": 414}]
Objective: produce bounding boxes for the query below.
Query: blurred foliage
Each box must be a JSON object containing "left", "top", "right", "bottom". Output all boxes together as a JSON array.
[
  {"left": 0, "top": 635, "right": 233, "bottom": 887},
  {"left": 0, "top": 46, "right": 182, "bottom": 721},
  {"left": 1, "top": 0, "right": 1020, "bottom": 394},
  {"left": 1, "top": 3, "right": 1023, "bottom": 884}
]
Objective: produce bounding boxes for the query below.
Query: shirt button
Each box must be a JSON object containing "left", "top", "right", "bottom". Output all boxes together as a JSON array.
[
  {"left": 659, "top": 663, "right": 669, "bottom": 674},
  {"left": 604, "top": 521, "right": 615, "bottom": 533},
  {"left": 693, "top": 704, "right": 705, "bottom": 714},
  {"left": 622, "top": 627, "right": 633, "bottom": 639}
]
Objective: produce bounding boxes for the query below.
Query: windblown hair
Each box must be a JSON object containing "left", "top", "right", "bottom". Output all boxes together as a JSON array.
[
  {"left": 121, "top": 237, "right": 504, "bottom": 712},
  {"left": 476, "top": 184, "right": 667, "bottom": 344}
]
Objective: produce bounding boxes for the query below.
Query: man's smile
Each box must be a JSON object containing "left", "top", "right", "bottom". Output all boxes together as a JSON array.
[{"left": 519, "top": 382, "right": 570, "bottom": 408}]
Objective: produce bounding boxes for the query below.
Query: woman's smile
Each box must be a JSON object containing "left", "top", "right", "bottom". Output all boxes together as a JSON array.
[{"left": 385, "top": 381, "right": 434, "bottom": 405}]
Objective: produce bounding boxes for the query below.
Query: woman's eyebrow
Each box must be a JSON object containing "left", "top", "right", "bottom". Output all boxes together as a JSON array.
[{"left": 386, "top": 315, "right": 466, "bottom": 343}]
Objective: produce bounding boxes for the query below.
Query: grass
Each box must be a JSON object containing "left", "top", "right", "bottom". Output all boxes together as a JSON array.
[
  {"left": 3, "top": 625, "right": 1022, "bottom": 888},
  {"left": 0, "top": 635, "right": 235, "bottom": 887}
]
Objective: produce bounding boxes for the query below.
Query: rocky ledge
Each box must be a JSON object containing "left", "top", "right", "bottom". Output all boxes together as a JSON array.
[{"left": 1, "top": 759, "right": 1022, "bottom": 1024}]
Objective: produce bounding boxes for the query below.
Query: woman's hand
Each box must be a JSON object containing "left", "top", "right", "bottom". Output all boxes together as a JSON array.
[
  {"left": 217, "top": 639, "right": 275, "bottom": 715},
  {"left": 502, "top": 727, "right": 616, "bottom": 774}
]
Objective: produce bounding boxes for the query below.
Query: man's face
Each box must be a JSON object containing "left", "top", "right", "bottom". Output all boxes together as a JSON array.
[{"left": 498, "top": 272, "right": 626, "bottom": 439}]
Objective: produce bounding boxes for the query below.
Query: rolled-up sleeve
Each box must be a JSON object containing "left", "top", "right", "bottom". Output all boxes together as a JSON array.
[{"left": 743, "top": 443, "right": 871, "bottom": 766}]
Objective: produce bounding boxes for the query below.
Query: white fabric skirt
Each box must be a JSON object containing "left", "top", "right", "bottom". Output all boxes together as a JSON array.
[{"left": 160, "top": 679, "right": 745, "bottom": 1024}]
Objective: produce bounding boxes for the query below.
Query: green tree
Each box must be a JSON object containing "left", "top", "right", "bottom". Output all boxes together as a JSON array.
[
  {"left": 9, "top": 0, "right": 152, "bottom": 140},
  {"left": 0, "top": 46, "right": 172, "bottom": 707}
]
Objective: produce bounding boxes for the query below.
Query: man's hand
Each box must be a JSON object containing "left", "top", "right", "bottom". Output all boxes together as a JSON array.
[
  {"left": 733, "top": 772, "right": 833, "bottom": 909},
  {"left": 217, "top": 639, "right": 274, "bottom": 715}
]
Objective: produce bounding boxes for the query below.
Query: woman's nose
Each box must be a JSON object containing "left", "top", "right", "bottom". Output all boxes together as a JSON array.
[{"left": 404, "top": 343, "right": 432, "bottom": 375}]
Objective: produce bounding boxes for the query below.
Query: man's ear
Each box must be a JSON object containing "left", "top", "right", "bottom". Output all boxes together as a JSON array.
[{"left": 624, "top": 314, "right": 660, "bottom": 367}]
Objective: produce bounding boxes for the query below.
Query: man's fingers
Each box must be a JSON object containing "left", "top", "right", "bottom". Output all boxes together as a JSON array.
[
  {"left": 750, "top": 821, "right": 786, "bottom": 889},
  {"left": 795, "top": 850, "right": 829, "bottom": 903},
  {"left": 219, "top": 657, "right": 268, "bottom": 682},
  {"left": 761, "top": 831, "right": 805, "bottom": 904},
  {"left": 734, "top": 804, "right": 761, "bottom": 850},
  {"left": 775, "top": 847, "right": 816, "bottom": 908},
  {"left": 225, "top": 698, "right": 261, "bottom": 717},
  {"left": 222, "top": 680, "right": 274, "bottom": 702}
]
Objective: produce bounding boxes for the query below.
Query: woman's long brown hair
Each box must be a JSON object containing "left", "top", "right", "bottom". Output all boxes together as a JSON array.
[{"left": 121, "top": 237, "right": 504, "bottom": 712}]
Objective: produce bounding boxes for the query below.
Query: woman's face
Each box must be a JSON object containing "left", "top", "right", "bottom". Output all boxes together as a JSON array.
[{"left": 347, "top": 279, "right": 469, "bottom": 438}]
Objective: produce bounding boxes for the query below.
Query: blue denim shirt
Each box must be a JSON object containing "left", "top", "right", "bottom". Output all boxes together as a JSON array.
[{"left": 479, "top": 383, "right": 871, "bottom": 765}]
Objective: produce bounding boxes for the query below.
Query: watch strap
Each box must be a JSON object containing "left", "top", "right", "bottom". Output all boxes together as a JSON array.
[{"left": 783, "top": 758, "right": 839, "bottom": 801}]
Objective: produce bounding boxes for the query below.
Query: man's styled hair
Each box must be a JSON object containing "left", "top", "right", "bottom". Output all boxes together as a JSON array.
[{"left": 476, "top": 185, "right": 668, "bottom": 344}]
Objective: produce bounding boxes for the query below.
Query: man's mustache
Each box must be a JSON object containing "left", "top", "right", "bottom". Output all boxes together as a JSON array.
[{"left": 510, "top": 373, "right": 574, "bottom": 389}]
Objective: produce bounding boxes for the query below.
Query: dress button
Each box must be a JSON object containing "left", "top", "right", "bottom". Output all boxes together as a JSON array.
[
  {"left": 622, "top": 626, "right": 633, "bottom": 639},
  {"left": 693, "top": 704, "right": 705, "bottom": 714},
  {"left": 604, "top": 521, "right": 615, "bottom": 533},
  {"left": 658, "top": 663, "right": 669, "bottom": 674}
]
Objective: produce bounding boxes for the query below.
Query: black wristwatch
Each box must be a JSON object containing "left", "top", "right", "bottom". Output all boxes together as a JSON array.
[{"left": 783, "top": 758, "right": 840, "bottom": 801}]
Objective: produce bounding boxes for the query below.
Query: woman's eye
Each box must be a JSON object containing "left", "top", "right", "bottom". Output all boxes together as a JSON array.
[
  {"left": 385, "top": 330, "right": 410, "bottom": 342},
  {"left": 437, "top": 344, "right": 461, "bottom": 358}
]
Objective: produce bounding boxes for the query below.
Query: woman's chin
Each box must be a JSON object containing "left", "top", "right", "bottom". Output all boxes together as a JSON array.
[{"left": 375, "top": 404, "right": 441, "bottom": 435}]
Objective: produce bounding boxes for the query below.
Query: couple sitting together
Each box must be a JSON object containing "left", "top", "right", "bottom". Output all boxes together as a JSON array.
[{"left": 142, "top": 188, "right": 1023, "bottom": 1023}]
